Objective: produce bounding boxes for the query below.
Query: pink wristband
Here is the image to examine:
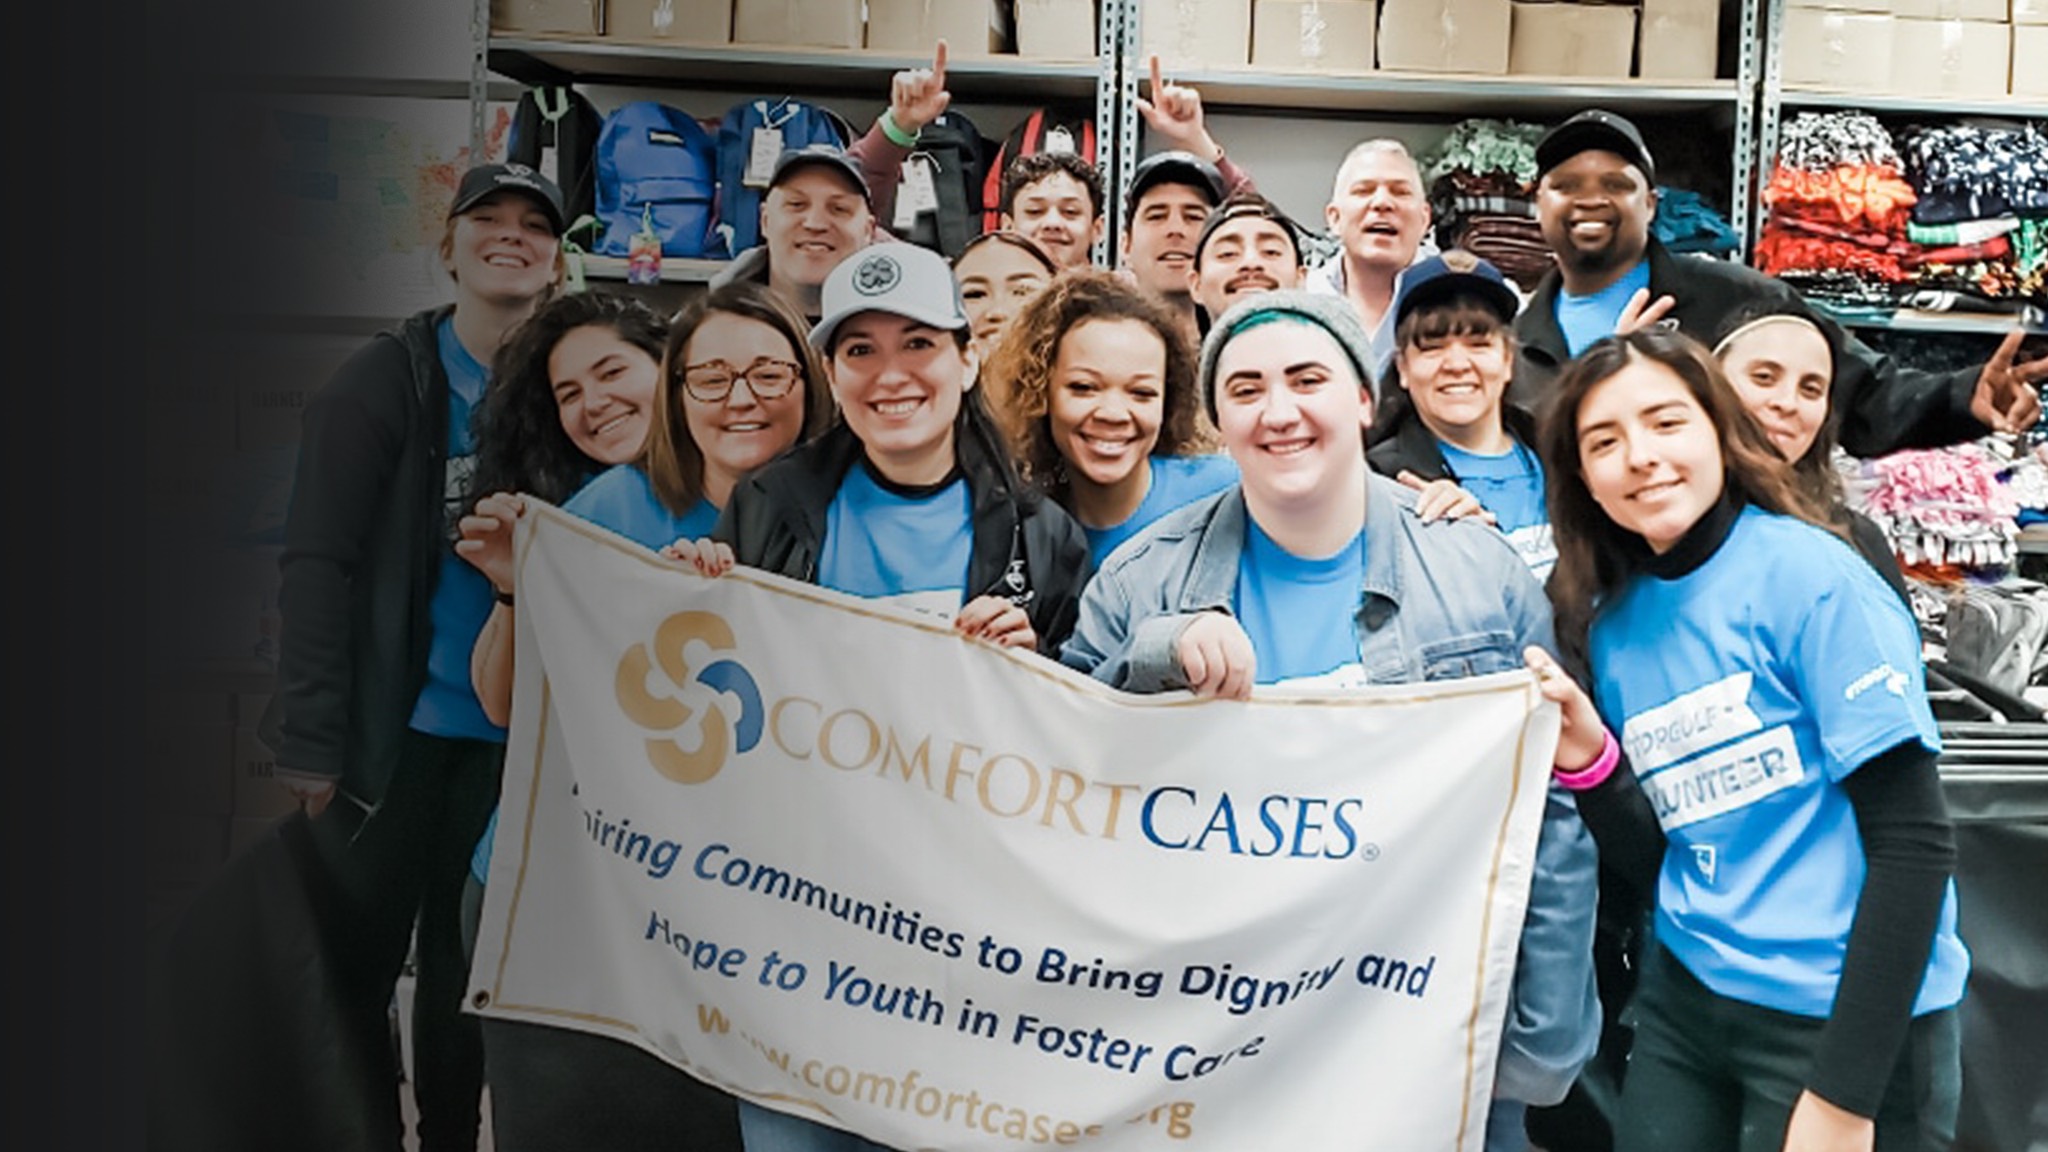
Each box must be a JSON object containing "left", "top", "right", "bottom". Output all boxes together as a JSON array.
[{"left": 1554, "top": 728, "right": 1620, "bottom": 791}]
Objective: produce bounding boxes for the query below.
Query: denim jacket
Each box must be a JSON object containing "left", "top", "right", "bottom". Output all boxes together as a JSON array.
[{"left": 1059, "top": 473, "right": 1601, "bottom": 1124}]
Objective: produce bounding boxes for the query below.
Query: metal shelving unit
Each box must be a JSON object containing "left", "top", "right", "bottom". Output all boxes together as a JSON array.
[
  {"left": 1753, "top": 0, "right": 2047, "bottom": 332},
  {"left": 470, "top": 1, "right": 1129, "bottom": 270},
  {"left": 470, "top": 0, "right": 1769, "bottom": 266}
]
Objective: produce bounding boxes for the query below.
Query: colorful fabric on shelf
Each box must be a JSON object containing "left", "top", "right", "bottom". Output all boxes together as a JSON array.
[
  {"left": 1895, "top": 123, "right": 2048, "bottom": 227},
  {"left": 1653, "top": 187, "right": 1741, "bottom": 256},
  {"left": 1848, "top": 442, "right": 2021, "bottom": 573},
  {"left": 1777, "top": 111, "right": 1901, "bottom": 173}
]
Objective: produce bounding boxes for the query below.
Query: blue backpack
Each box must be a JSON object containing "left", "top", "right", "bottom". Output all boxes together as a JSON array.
[
  {"left": 713, "top": 97, "right": 853, "bottom": 258},
  {"left": 594, "top": 101, "right": 719, "bottom": 258}
]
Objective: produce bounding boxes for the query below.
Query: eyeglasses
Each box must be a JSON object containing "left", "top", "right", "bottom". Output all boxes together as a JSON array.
[{"left": 681, "top": 357, "right": 803, "bottom": 403}]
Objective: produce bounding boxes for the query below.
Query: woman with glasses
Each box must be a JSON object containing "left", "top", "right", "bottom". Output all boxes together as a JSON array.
[{"left": 455, "top": 281, "right": 832, "bottom": 1152}]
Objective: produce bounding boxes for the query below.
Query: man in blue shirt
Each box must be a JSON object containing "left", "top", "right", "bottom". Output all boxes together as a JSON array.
[{"left": 1513, "top": 108, "right": 2043, "bottom": 458}]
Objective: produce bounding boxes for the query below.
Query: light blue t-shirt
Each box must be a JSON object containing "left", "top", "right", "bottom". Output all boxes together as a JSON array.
[
  {"left": 1556, "top": 261, "right": 1651, "bottom": 357},
  {"left": 409, "top": 316, "right": 508, "bottom": 742},
  {"left": 1085, "top": 454, "right": 1240, "bottom": 567},
  {"left": 819, "top": 462, "right": 973, "bottom": 620},
  {"left": 1588, "top": 507, "right": 1966, "bottom": 1020},
  {"left": 473, "top": 470, "right": 722, "bottom": 883},
  {"left": 564, "top": 463, "right": 719, "bottom": 551},
  {"left": 1438, "top": 439, "right": 1555, "bottom": 579},
  {"left": 1233, "top": 521, "right": 1368, "bottom": 687}
]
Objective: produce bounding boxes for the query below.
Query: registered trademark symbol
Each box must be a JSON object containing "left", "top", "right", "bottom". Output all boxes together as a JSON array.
[{"left": 1359, "top": 843, "right": 1381, "bottom": 862}]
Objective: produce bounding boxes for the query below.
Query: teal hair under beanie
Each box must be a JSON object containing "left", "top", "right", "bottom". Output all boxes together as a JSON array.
[{"left": 1198, "top": 290, "right": 1382, "bottom": 424}]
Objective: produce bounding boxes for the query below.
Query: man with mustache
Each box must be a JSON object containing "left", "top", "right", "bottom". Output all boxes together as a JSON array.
[
  {"left": 1513, "top": 108, "right": 2043, "bottom": 457},
  {"left": 1188, "top": 192, "right": 1307, "bottom": 331}
]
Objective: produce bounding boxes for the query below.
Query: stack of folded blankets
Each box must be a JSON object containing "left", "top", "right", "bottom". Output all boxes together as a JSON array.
[
  {"left": 1756, "top": 111, "right": 1919, "bottom": 301},
  {"left": 1845, "top": 442, "right": 2021, "bottom": 580},
  {"left": 1419, "top": 119, "right": 1554, "bottom": 292},
  {"left": 1894, "top": 123, "right": 2048, "bottom": 312}
]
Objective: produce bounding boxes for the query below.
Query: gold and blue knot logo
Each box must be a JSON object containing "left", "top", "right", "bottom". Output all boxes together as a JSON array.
[{"left": 614, "top": 611, "right": 763, "bottom": 784}]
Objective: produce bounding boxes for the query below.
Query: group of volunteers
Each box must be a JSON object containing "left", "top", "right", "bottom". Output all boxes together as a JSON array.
[{"left": 263, "top": 38, "right": 2048, "bottom": 1152}]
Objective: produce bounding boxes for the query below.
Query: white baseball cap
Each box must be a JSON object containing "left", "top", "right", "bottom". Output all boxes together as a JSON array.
[{"left": 808, "top": 242, "right": 969, "bottom": 351}]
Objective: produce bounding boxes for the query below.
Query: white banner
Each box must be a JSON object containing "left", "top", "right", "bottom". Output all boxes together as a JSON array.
[{"left": 470, "top": 501, "right": 1561, "bottom": 1151}]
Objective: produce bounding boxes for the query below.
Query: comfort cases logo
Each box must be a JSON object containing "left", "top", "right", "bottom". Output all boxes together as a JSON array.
[{"left": 614, "top": 610, "right": 764, "bottom": 784}]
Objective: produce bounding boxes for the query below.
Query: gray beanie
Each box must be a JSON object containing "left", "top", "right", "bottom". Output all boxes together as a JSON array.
[{"left": 1198, "top": 290, "right": 1381, "bottom": 423}]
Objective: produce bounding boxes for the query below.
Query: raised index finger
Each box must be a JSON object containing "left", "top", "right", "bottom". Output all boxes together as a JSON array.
[
  {"left": 1149, "top": 53, "right": 1164, "bottom": 99},
  {"left": 930, "top": 39, "right": 947, "bottom": 85}
]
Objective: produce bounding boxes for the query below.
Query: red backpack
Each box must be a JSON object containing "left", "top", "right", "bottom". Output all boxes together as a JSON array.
[{"left": 980, "top": 106, "right": 1101, "bottom": 233}]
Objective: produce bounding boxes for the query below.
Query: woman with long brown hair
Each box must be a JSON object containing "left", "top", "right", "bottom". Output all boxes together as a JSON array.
[{"left": 1523, "top": 330, "right": 1966, "bottom": 1152}]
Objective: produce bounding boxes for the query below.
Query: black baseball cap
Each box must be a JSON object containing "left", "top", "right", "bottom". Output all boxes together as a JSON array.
[
  {"left": 1534, "top": 109, "right": 1656, "bottom": 185},
  {"left": 448, "top": 162, "right": 566, "bottom": 235},
  {"left": 1126, "top": 150, "right": 1228, "bottom": 225},
  {"left": 1391, "top": 249, "right": 1521, "bottom": 331},
  {"left": 770, "top": 144, "right": 872, "bottom": 206},
  {"left": 1192, "top": 194, "right": 1305, "bottom": 269}
]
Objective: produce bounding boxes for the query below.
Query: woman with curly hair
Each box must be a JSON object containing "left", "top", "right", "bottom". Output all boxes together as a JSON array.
[
  {"left": 1523, "top": 329, "right": 1966, "bottom": 1152},
  {"left": 981, "top": 267, "right": 1236, "bottom": 566}
]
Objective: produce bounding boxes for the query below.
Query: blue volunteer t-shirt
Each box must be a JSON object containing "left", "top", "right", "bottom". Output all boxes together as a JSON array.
[
  {"left": 1086, "top": 454, "right": 1240, "bottom": 567},
  {"left": 1589, "top": 507, "right": 1966, "bottom": 1019},
  {"left": 564, "top": 463, "right": 719, "bottom": 551},
  {"left": 1556, "top": 261, "right": 1651, "bottom": 357},
  {"left": 1233, "top": 521, "right": 1368, "bottom": 687},
  {"left": 819, "top": 460, "right": 973, "bottom": 620},
  {"left": 409, "top": 317, "right": 509, "bottom": 742},
  {"left": 473, "top": 469, "right": 722, "bottom": 883},
  {"left": 1438, "top": 439, "right": 1556, "bottom": 579}
]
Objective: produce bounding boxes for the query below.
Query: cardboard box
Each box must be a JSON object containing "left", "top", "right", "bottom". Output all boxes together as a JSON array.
[
  {"left": 1143, "top": 0, "right": 1254, "bottom": 68},
  {"left": 1779, "top": 9, "right": 1894, "bottom": 90},
  {"left": 491, "top": 0, "right": 603, "bottom": 34},
  {"left": 867, "top": 0, "right": 1003, "bottom": 53},
  {"left": 1509, "top": 2, "right": 1636, "bottom": 77},
  {"left": 234, "top": 726, "right": 302, "bottom": 819},
  {"left": 1015, "top": 0, "right": 1098, "bottom": 58},
  {"left": 1637, "top": 0, "right": 1720, "bottom": 79},
  {"left": 2017, "top": 24, "right": 2048, "bottom": 94},
  {"left": 1252, "top": 0, "right": 1378, "bottom": 70},
  {"left": 606, "top": 0, "right": 735, "bottom": 42},
  {"left": 1787, "top": 0, "right": 2003, "bottom": 16},
  {"left": 1889, "top": 18, "right": 2010, "bottom": 97},
  {"left": 732, "top": 0, "right": 863, "bottom": 48},
  {"left": 1378, "top": 0, "right": 1512, "bottom": 73},
  {"left": 2017, "top": 0, "right": 2048, "bottom": 26}
]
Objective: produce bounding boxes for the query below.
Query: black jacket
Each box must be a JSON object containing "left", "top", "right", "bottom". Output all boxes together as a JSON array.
[
  {"left": 268, "top": 306, "right": 455, "bottom": 805},
  {"left": 713, "top": 411, "right": 1095, "bottom": 654},
  {"left": 1511, "top": 239, "right": 1986, "bottom": 459},
  {"left": 1366, "top": 397, "right": 1542, "bottom": 486}
]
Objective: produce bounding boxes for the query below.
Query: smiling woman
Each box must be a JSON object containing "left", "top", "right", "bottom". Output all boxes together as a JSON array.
[
  {"left": 1530, "top": 329, "right": 1967, "bottom": 1152},
  {"left": 982, "top": 268, "right": 1234, "bottom": 567},
  {"left": 453, "top": 284, "right": 835, "bottom": 1152}
]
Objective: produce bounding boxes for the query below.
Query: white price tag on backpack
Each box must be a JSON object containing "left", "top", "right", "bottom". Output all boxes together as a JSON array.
[
  {"left": 744, "top": 126, "right": 784, "bottom": 188},
  {"left": 894, "top": 157, "right": 940, "bottom": 231}
]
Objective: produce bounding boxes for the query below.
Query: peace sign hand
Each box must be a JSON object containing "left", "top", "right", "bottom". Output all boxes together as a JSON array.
[{"left": 1970, "top": 329, "right": 2048, "bottom": 436}]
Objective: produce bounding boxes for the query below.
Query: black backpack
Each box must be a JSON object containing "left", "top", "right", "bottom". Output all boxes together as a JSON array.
[
  {"left": 508, "top": 86, "right": 604, "bottom": 226},
  {"left": 887, "top": 109, "right": 989, "bottom": 259}
]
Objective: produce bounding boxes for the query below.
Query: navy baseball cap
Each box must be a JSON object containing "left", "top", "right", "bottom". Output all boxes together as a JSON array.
[
  {"left": 1392, "top": 249, "right": 1521, "bottom": 331},
  {"left": 770, "top": 144, "right": 873, "bottom": 206},
  {"left": 1126, "top": 150, "right": 1228, "bottom": 224},
  {"left": 448, "top": 162, "right": 566, "bottom": 235},
  {"left": 1535, "top": 109, "right": 1656, "bottom": 185}
]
